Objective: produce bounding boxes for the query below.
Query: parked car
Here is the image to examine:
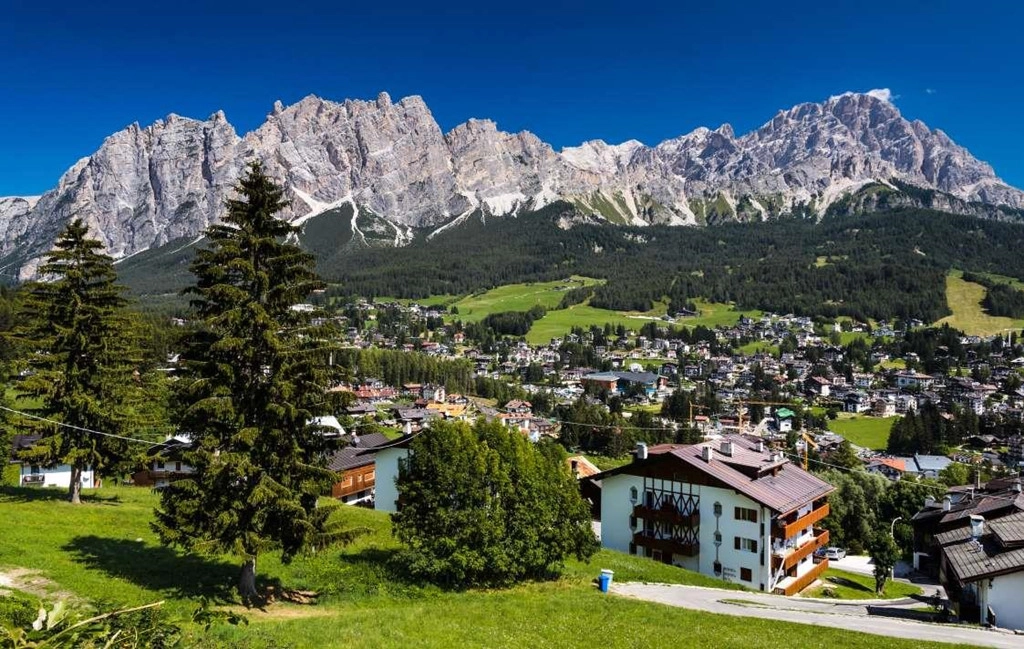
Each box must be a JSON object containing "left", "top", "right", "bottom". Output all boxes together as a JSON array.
[{"left": 824, "top": 547, "right": 847, "bottom": 560}]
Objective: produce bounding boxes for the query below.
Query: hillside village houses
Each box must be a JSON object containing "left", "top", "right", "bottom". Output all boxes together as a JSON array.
[{"left": 14, "top": 297, "right": 1024, "bottom": 605}]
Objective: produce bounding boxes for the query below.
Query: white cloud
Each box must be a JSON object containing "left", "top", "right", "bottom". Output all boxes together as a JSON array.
[
  {"left": 925, "top": 88, "right": 937, "bottom": 95},
  {"left": 866, "top": 88, "right": 894, "bottom": 102}
]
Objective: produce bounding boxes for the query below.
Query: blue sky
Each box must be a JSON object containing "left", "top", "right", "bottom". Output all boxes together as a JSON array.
[{"left": 2, "top": 0, "right": 1022, "bottom": 195}]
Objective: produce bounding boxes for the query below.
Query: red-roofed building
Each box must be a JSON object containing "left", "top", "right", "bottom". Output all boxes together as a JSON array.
[
  {"left": 591, "top": 435, "right": 834, "bottom": 595},
  {"left": 865, "top": 457, "right": 907, "bottom": 481}
]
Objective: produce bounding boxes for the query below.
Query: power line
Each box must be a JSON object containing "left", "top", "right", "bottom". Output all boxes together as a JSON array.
[
  {"left": 0, "top": 405, "right": 164, "bottom": 446},
  {"left": 786, "top": 450, "right": 1024, "bottom": 506}
]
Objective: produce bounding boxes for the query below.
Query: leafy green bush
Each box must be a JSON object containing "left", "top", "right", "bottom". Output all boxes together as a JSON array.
[
  {"left": 392, "top": 420, "right": 598, "bottom": 588},
  {"left": 0, "top": 592, "right": 38, "bottom": 629}
]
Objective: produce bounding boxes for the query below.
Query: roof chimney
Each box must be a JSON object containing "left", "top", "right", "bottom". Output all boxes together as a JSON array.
[
  {"left": 970, "top": 514, "right": 985, "bottom": 539},
  {"left": 942, "top": 496, "right": 951, "bottom": 512},
  {"left": 754, "top": 440, "right": 765, "bottom": 453},
  {"left": 720, "top": 441, "right": 733, "bottom": 456},
  {"left": 702, "top": 446, "right": 714, "bottom": 463},
  {"left": 636, "top": 442, "right": 648, "bottom": 461},
  {"left": 1014, "top": 480, "right": 1023, "bottom": 494}
]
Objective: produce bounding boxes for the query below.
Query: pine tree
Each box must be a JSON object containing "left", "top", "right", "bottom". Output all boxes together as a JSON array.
[
  {"left": 152, "top": 162, "right": 356, "bottom": 604},
  {"left": 11, "top": 220, "right": 134, "bottom": 503}
]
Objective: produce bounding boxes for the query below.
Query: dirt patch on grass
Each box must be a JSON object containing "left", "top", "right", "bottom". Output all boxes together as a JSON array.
[
  {"left": 0, "top": 567, "right": 78, "bottom": 602},
  {"left": 220, "top": 603, "right": 340, "bottom": 621}
]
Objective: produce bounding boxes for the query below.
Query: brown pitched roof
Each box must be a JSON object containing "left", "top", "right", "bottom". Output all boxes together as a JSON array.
[
  {"left": 326, "top": 432, "right": 391, "bottom": 472},
  {"left": 936, "top": 512, "right": 1024, "bottom": 583},
  {"left": 567, "top": 456, "right": 601, "bottom": 478},
  {"left": 595, "top": 435, "right": 834, "bottom": 516},
  {"left": 989, "top": 513, "right": 1024, "bottom": 547}
]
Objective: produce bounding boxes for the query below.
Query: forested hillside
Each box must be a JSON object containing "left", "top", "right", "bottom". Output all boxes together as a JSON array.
[{"left": 118, "top": 203, "right": 1024, "bottom": 323}]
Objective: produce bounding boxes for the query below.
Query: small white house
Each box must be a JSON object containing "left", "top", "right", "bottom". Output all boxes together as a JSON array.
[
  {"left": 18, "top": 462, "right": 95, "bottom": 489},
  {"left": 12, "top": 433, "right": 96, "bottom": 488},
  {"left": 132, "top": 436, "right": 195, "bottom": 489}
]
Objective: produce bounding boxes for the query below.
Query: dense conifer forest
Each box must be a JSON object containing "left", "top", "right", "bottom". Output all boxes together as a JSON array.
[{"left": 117, "top": 203, "right": 1024, "bottom": 323}]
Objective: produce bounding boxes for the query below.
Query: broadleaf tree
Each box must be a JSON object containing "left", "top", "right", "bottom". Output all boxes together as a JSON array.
[
  {"left": 152, "top": 162, "right": 357, "bottom": 604},
  {"left": 868, "top": 530, "right": 901, "bottom": 595},
  {"left": 11, "top": 219, "right": 135, "bottom": 503},
  {"left": 392, "top": 418, "right": 598, "bottom": 588}
]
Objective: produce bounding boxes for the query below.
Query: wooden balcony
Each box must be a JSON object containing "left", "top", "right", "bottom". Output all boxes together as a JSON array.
[
  {"left": 633, "top": 504, "right": 700, "bottom": 528},
  {"left": 778, "top": 503, "right": 830, "bottom": 539},
  {"left": 633, "top": 532, "right": 699, "bottom": 558},
  {"left": 772, "top": 528, "right": 829, "bottom": 571},
  {"left": 774, "top": 558, "right": 829, "bottom": 596}
]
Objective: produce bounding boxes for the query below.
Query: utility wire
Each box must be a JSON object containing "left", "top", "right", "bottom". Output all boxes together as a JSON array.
[
  {"left": 784, "top": 450, "right": 1024, "bottom": 505},
  {"left": 0, "top": 405, "right": 167, "bottom": 447}
]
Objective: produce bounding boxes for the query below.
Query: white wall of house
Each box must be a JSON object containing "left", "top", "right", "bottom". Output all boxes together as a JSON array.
[
  {"left": 151, "top": 460, "right": 194, "bottom": 474},
  {"left": 19, "top": 464, "right": 94, "bottom": 489},
  {"left": 600, "top": 473, "right": 643, "bottom": 555},
  {"left": 600, "top": 472, "right": 778, "bottom": 591},
  {"left": 373, "top": 447, "right": 408, "bottom": 513},
  {"left": 985, "top": 571, "right": 1024, "bottom": 630}
]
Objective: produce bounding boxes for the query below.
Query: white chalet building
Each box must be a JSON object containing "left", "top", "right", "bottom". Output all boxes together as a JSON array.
[
  {"left": 595, "top": 435, "right": 835, "bottom": 595},
  {"left": 11, "top": 434, "right": 95, "bottom": 489}
]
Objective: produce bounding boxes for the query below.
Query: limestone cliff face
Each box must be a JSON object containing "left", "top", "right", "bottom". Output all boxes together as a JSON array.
[{"left": 4, "top": 90, "right": 1022, "bottom": 277}]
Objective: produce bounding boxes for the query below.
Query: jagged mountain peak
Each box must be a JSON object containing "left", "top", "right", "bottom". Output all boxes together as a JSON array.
[{"left": 3, "top": 90, "right": 1022, "bottom": 279}]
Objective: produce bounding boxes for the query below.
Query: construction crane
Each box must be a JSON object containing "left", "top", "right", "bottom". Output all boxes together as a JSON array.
[
  {"left": 799, "top": 432, "right": 818, "bottom": 470},
  {"left": 737, "top": 400, "right": 799, "bottom": 432}
]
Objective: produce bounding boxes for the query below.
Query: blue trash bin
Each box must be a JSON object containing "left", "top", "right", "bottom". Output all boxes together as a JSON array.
[{"left": 599, "top": 569, "right": 614, "bottom": 593}]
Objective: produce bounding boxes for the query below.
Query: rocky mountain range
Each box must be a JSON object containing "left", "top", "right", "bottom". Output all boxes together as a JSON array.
[{"left": 2, "top": 89, "right": 1022, "bottom": 279}]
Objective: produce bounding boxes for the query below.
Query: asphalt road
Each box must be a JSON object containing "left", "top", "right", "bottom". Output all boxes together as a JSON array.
[{"left": 613, "top": 582, "right": 1021, "bottom": 648}]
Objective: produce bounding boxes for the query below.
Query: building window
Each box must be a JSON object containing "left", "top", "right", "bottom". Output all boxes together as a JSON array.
[
  {"left": 629, "top": 486, "right": 638, "bottom": 504},
  {"left": 734, "top": 507, "right": 757, "bottom": 523},
  {"left": 629, "top": 542, "right": 636, "bottom": 555},
  {"left": 175, "top": 462, "right": 182, "bottom": 472},
  {"left": 734, "top": 537, "right": 758, "bottom": 553},
  {"left": 30, "top": 465, "right": 40, "bottom": 475},
  {"left": 713, "top": 502, "right": 722, "bottom": 517},
  {"left": 740, "top": 567, "right": 752, "bottom": 582},
  {"left": 629, "top": 515, "right": 637, "bottom": 531}
]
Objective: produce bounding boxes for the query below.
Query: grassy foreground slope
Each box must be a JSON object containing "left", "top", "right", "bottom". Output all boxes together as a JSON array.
[{"left": 0, "top": 486, "right": 976, "bottom": 648}]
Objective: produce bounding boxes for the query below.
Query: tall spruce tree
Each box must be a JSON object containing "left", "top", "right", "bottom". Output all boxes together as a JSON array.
[
  {"left": 152, "top": 162, "right": 354, "bottom": 604},
  {"left": 12, "top": 220, "right": 134, "bottom": 503}
]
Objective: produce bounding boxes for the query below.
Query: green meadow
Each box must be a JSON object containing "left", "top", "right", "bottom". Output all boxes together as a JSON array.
[
  {"left": 0, "top": 485, "right": 975, "bottom": 648},
  {"left": 828, "top": 414, "right": 894, "bottom": 450},
  {"left": 934, "top": 271, "right": 1024, "bottom": 336}
]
